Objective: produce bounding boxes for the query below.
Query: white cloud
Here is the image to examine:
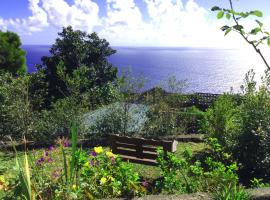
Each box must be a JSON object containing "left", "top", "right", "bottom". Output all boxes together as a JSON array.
[
  {"left": 0, "top": 0, "right": 263, "bottom": 47},
  {"left": 99, "top": 0, "right": 232, "bottom": 47},
  {"left": 0, "top": 18, "right": 7, "bottom": 31},
  {"left": 1, "top": 0, "right": 49, "bottom": 34},
  {"left": 41, "top": 0, "right": 100, "bottom": 32}
]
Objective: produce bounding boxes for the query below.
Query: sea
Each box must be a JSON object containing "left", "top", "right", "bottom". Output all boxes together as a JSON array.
[{"left": 22, "top": 45, "right": 269, "bottom": 94}]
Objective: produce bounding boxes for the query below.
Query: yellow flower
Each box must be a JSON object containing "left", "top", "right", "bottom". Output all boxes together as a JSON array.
[
  {"left": 83, "top": 161, "right": 90, "bottom": 168},
  {"left": 94, "top": 146, "right": 103, "bottom": 154},
  {"left": 100, "top": 177, "right": 107, "bottom": 184},
  {"left": 108, "top": 176, "right": 115, "bottom": 182},
  {"left": 106, "top": 151, "right": 115, "bottom": 157},
  {"left": 72, "top": 184, "right": 77, "bottom": 191}
]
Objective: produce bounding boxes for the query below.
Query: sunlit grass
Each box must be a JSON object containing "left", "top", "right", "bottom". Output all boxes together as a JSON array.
[{"left": 0, "top": 142, "right": 207, "bottom": 182}]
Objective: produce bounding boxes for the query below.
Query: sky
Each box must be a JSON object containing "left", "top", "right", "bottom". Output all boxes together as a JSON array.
[{"left": 1, "top": 0, "right": 270, "bottom": 47}]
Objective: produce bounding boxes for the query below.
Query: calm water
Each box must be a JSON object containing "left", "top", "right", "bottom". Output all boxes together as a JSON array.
[{"left": 22, "top": 45, "right": 268, "bottom": 93}]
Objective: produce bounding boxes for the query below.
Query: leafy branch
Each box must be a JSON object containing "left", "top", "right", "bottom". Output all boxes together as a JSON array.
[{"left": 212, "top": 0, "right": 270, "bottom": 70}]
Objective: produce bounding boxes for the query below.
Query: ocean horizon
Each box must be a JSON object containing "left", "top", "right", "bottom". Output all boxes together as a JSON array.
[{"left": 22, "top": 45, "right": 267, "bottom": 94}]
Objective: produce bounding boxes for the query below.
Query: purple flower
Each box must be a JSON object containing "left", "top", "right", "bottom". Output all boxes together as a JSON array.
[
  {"left": 36, "top": 157, "right": 45, "bottom": 166},
  {"left": 48, "top": 146, "right": 55, "bottom": 151},
  {"left": 47, "top": 157, "right": 53, "bottom": 163},
  {"left": 45, "top": 151, "right": 49, "bottom": 156},
  {"left": 90, "top": 160, "right": 95, "bottom": 166},
  {"left": 142, "top": 180, "right": 148, "bottom": 187},
  {"left": 64, "top": 141, "right": 70, "bottom": 147},
  {"left": 91, "top": 151, "right": 97, "bottom": 157}
]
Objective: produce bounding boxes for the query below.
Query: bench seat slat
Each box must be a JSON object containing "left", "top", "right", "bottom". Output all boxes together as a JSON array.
[
  {"left": 115, "top": 142, "right": 160, "bottom": 153},
  {"left": 111, "top": 135, "right": 174, "bottom": 148},
  {"left": 114, "top": 148, "right": 158, "bottom": 160},
  {"left": 120, "top": 155, "right": 158, "bottom": 166}
]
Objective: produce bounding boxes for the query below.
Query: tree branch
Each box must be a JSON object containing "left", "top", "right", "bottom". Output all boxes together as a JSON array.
[{"left": 229, "top": 0, "right": 270, "bottom": 70}]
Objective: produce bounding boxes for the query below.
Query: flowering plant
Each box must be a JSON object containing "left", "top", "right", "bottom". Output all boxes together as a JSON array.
[{"left": 79, "top": 147, "right": 146, "bottom": 198}]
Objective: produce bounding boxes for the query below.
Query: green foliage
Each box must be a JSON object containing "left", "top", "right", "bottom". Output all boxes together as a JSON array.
[
  {"left": 156, "top": 147, "right": 203, "bottom": 194},
  {"left": 201, "top": 94, "right": 242, "bottom": 151},
  {"left": 41, "top": 26, "right": 118, "bottom": 103},
  {"left": 212, "top": 1, "right": 270, "bottom": 69},
  {"left": 212, "top": 184, "right": 251, "bottom": 200},
  {"left": 250, "top": 177, "right": 270, "bottom": 188},
  {"left": 156, "top": 138, "right": 244, "bottom": 195},
  {"left": 0, "top": 72, "right": 39, "bottom": 140},
  {"left": 202, "top": 70, "right": 270, "bottom": 181},
  {"left": 79, "top": 148, "right": 146, "bottom": 198},
  {"left": 0, "top": 69, "right": 90, "bottom": 143},
  {"left": 11, "top": 140, "right": 34, "bottom": 200},
  {"left": 142, "top": 103, "right": 183, "bottom": 137},
  {"left": 0, "top": 31, "right": 27, "bottom": 74}
]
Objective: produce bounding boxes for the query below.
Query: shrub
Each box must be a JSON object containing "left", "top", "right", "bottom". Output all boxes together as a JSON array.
[
  {"left": 79, "top": 147, "right": 146, "bottom": 198},
  {"left": 201, "top": 94, "right": 242, "bottom": 151},
  {"left": 156, "top": 138, "right": 244, "bottom": 195},
  {"left": 202, "top": 70, "right": 270, "bottom": 181},
  {"left": 212, "top": 184, "right": 251, "bottom": 200},
  {"left": 0, "top": 72, "right": 39, "bottom": 140}
]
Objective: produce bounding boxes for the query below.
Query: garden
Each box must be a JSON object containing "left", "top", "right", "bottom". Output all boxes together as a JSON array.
[{"left": 2, "top": 0, "right": 270, "bottom": 199}]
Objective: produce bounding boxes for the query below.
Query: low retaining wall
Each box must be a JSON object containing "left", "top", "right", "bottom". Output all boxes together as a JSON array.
[{"left": 106, "top": 187, "right": 270, "bottom": 200}]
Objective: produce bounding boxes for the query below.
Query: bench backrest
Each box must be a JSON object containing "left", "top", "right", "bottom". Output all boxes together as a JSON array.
[{"left": 110, "top": 135, "right": 178, "bottom": 166}]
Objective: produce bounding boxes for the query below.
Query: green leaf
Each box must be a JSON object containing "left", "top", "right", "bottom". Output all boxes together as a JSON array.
[
  {"left": 224, "top": 28, "right": 232, "bottom": 36},
  {"left": 221, "top": 25, "right": 230, "bottom": 31},
  {"left": 250, "top": 27, "right": 261, "bottom": 35},
  {"left": 251, "top": 10, "right": 263, "bottom": 17},
  {"left": 255, "top": 20, "right": 263, "bottom": 27},
  {"left": 268, "top": 38, "right": 270, "bottom": 46},
  {"left": 233, "top": 25, "right": 244, "bottom": 31},
  {"left": 226, "top": 13, "right": 231, "bottom": 20},
  {"left": 240, "top": 12, "right": 249, "bottom": 18},
  {"left": 217, "top": 11, "right": 224, "bottom": 19},
  {"left": 211, "top": 6, "right": 221, "bottom": 11}
]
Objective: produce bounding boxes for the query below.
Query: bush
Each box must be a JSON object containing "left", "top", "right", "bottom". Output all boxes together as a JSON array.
[
  {"left": 201, "top": 94, "right": 242, "bottom": 151},
  {"left": 202, "top": 70, "right": 270, "bottom": 181},
  {"left": 85, "top": 102, "right": 149, "bottom": 138},
  {"left": 79, "top": 147, "right": 146, "bottom": 198},
  {"left": 155, "top": 138, "right": 244, "bottom": 195},
  {"left": 0, "top": 72, "right": 39, "bottom": 140}
]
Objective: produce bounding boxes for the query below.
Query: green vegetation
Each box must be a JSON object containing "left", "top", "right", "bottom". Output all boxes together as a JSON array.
[
  {"left": 202, "top": 70, "right": 270, "bottom": 182},
  {"left": 41, "top": 26, "right": 118, "bottom": 105},
  {"left": 2, "top": 0, "right": 270, "bottom": 197},
  {"left": 0, "top": 31, "right": 27, "bottom": 74}
]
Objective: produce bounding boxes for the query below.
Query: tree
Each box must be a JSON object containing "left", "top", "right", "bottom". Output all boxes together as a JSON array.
[
  {"left": 212, "top": 0, "right": 270, "bottom": 70},
  {"left": 41, "top": 26, "right": 118, "bottom": 100},
  {"left": 0, "top": 31, "right": 27, "bottom": 74}
]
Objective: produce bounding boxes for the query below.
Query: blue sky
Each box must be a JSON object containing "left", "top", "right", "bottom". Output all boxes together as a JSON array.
[{"left": 0, "top": 0, "right": 270, "bottom": 47}]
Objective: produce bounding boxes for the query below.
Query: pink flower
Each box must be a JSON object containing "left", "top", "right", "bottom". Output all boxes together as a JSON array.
[{"left": 142, "top": 180, "right": 148, "bottom": 187}]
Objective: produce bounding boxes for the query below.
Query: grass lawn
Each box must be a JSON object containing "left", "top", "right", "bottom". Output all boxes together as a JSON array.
[{"left": 0, "top": 142, "right": 207, "bottom": 181}]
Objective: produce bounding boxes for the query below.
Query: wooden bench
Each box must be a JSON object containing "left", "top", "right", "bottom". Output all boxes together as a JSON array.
[{"left": 110, "top": 135, "right": 178, "bottom": 166}]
